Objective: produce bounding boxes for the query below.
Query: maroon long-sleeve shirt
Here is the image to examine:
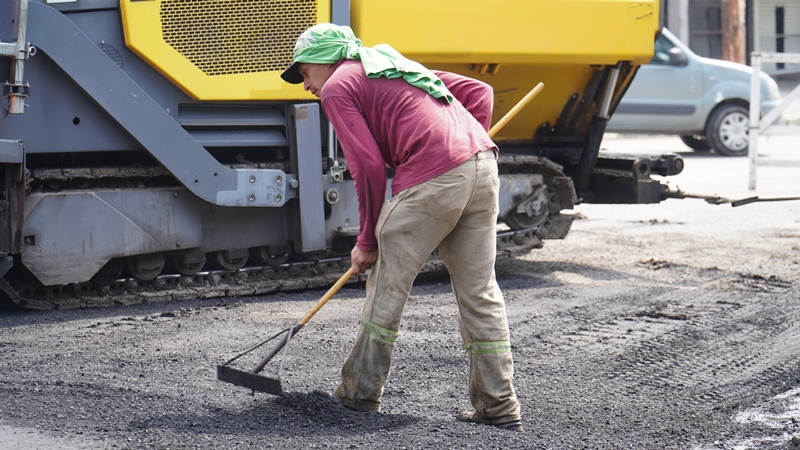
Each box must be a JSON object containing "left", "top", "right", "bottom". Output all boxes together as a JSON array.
[{"left": 320, "top": 60, "right": 496, "bottom": 251}]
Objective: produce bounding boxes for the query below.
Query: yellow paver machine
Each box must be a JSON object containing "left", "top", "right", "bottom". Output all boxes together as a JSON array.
[{"left": 0, "top": 0, "right": 680, "bottom": 309}]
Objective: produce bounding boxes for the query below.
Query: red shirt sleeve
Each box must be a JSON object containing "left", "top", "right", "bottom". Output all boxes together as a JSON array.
[
  {"left": 433, "top": 71, "right": 494, "bottom": 131},
  {"left": 321, "top": 94, "right": 386, "bottom": 251}
]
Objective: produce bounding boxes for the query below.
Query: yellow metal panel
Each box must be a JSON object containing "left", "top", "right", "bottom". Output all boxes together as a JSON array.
[
  {"left": 119, "top": 0, "right": 659, "bottom": 141},
  {"left": 350, "top": 0, "right": 659, "bottom": 65},
  {"left": 120, "top": 0, "right": 328, "bottom": 101},
  {"left": 349, "top": 0, "right": 660, "bottom": 141},
  {"left": 433, "top": 63, "right": 598, "bottom": 141}
]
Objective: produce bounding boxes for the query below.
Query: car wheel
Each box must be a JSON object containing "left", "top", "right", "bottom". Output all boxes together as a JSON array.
[
  {"left": 705, "top": 104, "right": 749, "bottom": 157},
  {"left": 679, "top": 134, "right": 711, "bottom": 151}
]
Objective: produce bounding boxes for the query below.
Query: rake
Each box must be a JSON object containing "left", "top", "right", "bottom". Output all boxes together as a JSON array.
[{"left": 217, "top": 268, "right": 354, "bottom": 395}]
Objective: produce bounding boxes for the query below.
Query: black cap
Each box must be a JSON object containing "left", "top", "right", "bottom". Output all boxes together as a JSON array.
[{"left": 281, "top": 61, "right": 303, "bottom": 84}]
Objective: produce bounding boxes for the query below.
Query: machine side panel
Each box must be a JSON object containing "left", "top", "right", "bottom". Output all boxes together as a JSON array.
[
  {"left": 23, "top": 1, "right": 289, "bottom": 208},
  {"left": 21, "top": 189, "right": 199, "bottom": 285},
  {"left": 20, "top": 188, "right": 295, "bottom": 285},
  {"left": 289, "top": 104, "right": 326, "bottom": 253}
]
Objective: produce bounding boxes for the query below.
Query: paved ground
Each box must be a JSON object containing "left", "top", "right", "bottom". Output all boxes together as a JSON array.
[
  {"left": 1, "top": 131, "right": 799, "bottom": 449},
  {"left": 2, "top": 28, "right": 799, "bottom": 449}
]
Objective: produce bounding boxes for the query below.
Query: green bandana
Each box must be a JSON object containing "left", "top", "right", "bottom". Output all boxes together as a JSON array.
[{"left": 281, "top": 23, "right": 453, "bottom": 103}]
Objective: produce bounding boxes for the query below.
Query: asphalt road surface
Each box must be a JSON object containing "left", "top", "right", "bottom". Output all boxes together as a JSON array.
[{"left": 1, "top": 134, "right": 799, "bottom": 449}]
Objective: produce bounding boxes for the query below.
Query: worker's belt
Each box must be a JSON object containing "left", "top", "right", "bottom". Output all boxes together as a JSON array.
[{"left": 474, "top": 147, "right": 498, "bottom": 160}]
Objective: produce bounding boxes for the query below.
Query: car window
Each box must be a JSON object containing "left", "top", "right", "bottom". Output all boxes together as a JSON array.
[{"left": 650, "top": 35, "right": 674, "bottom": 65}]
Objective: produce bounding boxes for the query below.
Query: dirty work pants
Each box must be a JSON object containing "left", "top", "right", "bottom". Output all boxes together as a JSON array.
[{"left": 334, "top": 150, "right": 521, "bottom": 423}]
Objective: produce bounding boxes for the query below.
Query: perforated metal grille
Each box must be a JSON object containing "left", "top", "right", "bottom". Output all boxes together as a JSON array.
[{"left": 160, "top": 0, "right": 318, "bottom": 76}]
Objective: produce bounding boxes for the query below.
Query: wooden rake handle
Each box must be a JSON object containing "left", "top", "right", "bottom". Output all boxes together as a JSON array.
[
  {"left": 488, "top": 82, "right": 545, "bottom": 138},
  {"left": 252, "top": 268, "right": 354, "bottom": 373},
  {"left": 298, "top": 267, "right": 354, "bottom": 325}
]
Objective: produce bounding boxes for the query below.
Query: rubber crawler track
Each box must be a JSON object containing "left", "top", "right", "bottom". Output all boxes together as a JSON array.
[
  {"left": 3, "top": 228, "right": 544, "bottom": 309},
  {"left": 5, "top": 155, "right": 574, "bottom": 309}
]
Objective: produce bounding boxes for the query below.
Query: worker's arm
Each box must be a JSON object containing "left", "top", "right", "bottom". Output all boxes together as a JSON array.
[
  {"left": 321, "top": 93, "right": 384, "bottom": 274},
  {"left": 434, "top": 71, "right": 494, "bottom": 131}
]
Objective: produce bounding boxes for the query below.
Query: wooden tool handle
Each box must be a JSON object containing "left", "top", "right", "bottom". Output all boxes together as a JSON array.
[
  {"left": 252, "top": 268, "right": 355, "bottom": 373},
  {"left": 298, "top": 268, "right": 354, "bottom": 325},
  {"left": 488, "top": 82, "right": 544, "bottom": 138}
]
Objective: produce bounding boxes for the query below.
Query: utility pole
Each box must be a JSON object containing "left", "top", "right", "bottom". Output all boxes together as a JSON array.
[{"left": 721, "top": 0, "right": 746, "bottom": 63}]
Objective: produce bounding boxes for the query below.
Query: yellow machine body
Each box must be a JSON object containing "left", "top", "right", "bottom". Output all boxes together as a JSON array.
[
  {"left": 121, "top": 0, "right": 660, "bottom": 140},
  {"left": 350, "top": 0, "right": 658, "bottom": 65},
  {"left": 120, "top": 0, "right": 329, "bottom": 101},
  {"left": 351, "top": 0, "right": 659, "bottom": 140}
]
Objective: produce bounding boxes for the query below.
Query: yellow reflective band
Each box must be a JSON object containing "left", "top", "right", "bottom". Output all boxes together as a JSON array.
[
  {"left": 362, "top": 320, "right": 398, "bottom": 343},
  {"left": 465, "top": 341, "right": 511, "bottom": 355}
]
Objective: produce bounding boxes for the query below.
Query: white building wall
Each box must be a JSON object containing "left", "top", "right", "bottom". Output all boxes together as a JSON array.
[
  {"left": 755, "top": 0, "right": 800, "bottom": 74},
  {"left": 665, "top": 0, "right": 691, "bottom": 44}
]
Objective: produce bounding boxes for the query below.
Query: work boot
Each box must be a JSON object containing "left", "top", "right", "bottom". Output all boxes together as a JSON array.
[
  {"left": 331, "top": 387, "right": 381, "bottom": 413},
  {"left": 457, "top": 410, "right": 524, "bottom": 432}
]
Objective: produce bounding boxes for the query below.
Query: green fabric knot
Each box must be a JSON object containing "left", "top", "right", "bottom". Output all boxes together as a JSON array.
[{"left": 291, "top": 23, "right": 453, "bottom": 103}]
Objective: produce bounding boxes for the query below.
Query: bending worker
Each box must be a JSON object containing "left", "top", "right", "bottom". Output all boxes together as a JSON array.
[{"left": 281, "top": 23, "right": 522, "bottom": 432}]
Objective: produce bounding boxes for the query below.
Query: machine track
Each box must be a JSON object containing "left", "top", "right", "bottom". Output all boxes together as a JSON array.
[
  {"left": 2, "top": 154, "right": 577, "bottom": 310},
  {"left": 1, "top": 228, "right": 544, "bottom": 310}
]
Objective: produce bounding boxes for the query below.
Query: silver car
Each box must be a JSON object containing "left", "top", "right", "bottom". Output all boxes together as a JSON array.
[{"left": 607, "top": 28, "right": 782, "bottom": 156}]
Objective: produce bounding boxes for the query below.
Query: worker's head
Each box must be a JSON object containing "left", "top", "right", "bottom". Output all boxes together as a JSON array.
[
  {"left": 281, "top": 23, "right": 361, "bottom": 88},
  {"left": 296, "top": 62, "right": 335, "bottom": 98}
]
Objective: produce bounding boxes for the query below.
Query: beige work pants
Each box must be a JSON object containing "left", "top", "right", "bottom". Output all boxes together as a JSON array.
[{"left": 334, "top": 150, "right": 521, "bottom": 424}]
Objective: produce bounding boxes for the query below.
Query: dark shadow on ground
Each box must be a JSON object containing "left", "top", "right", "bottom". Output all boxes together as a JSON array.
[{"left": 127, "top": 390, "right": 422, "bottom": 439}]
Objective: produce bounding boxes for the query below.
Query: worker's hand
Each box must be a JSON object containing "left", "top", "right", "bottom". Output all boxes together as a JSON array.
[{"left": 350, "top": 246, "right": 378, "bottom": 275}]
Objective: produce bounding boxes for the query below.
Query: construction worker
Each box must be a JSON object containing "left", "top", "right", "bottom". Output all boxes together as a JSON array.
[{"left": 281, "top": 23, "right": 522, "bottom": 432}]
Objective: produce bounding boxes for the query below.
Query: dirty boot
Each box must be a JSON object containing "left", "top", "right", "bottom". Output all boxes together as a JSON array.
[{"left": 457, "top": 410, "right": 524, "bottom": 432}]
